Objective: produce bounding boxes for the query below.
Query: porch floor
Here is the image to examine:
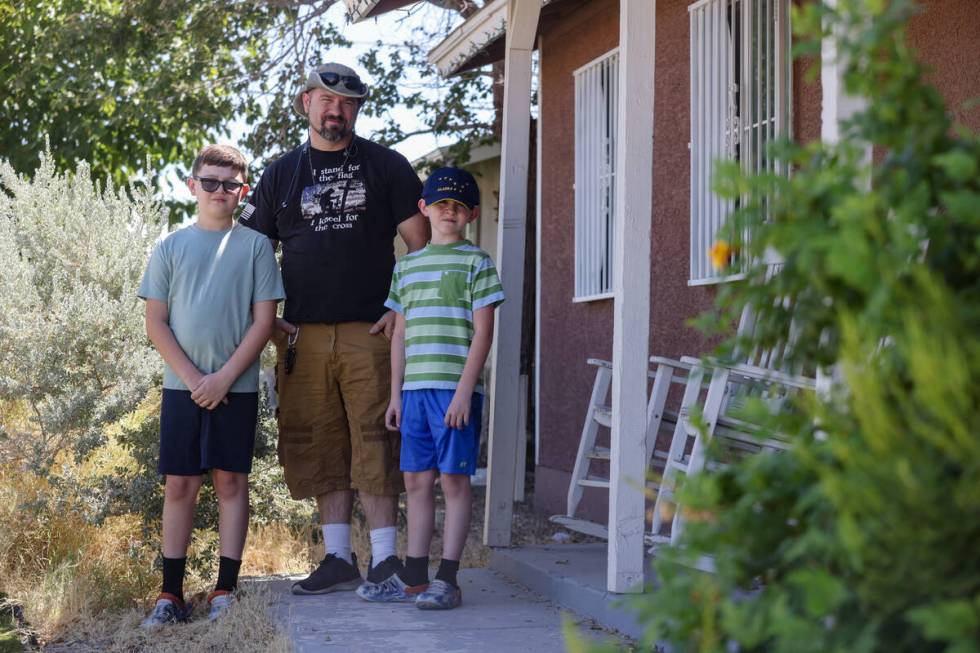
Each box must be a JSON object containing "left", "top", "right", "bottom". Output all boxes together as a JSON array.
[
  {"left": 265, "top": 567, "right": 627, "bottom": 652},
  {"left": 490, "top": 543, "right": 654, "bottom": 641}
]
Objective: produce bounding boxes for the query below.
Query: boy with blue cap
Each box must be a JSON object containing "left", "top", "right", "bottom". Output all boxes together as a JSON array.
[{"left": 356, "top": 167, "right": 504, "bottom": 609}]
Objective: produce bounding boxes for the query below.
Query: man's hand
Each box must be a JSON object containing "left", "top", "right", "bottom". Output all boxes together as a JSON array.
[
  {"left": 444, "top": 390, "right": 472, "bottom": 430},
  {"left": 385, "top": 395, "right": 402, "bottom": 431},
  {"left": 276, "top": 317, "right": 298, "bottom": 336},
  {"left": 369, "top": 310, "right": 396, "bottom": 340},
  {"left": 190, "top": 369, "right": 233, "bottom": 410}
]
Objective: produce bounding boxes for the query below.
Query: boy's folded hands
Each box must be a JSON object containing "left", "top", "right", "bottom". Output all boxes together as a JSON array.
[{"left": 190, "top": 369, "right": 233, "bottom": 410}]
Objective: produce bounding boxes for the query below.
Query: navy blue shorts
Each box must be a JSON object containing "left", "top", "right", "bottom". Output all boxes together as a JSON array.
[
  {"left": 400, "top": 389, "right": 482, "bottom": 476},
  {"left": 159, "top": 389, "right": 258, "bottom": 476}
]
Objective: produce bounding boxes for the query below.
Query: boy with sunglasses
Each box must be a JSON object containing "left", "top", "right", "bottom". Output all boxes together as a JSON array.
[{"left": 138, "top": 144, "right": 284, "bottom": 626}]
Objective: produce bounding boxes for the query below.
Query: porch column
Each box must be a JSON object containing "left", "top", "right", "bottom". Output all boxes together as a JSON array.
[
  {"left": 608, "top": 0, "right": 655, "bottom": 593},
  {"left": 818, "top": 0, "right": 869, "bottom": 396},
  {"left": 820, "top": 0, "right": 867, "bottom": 144},
  {"left": 484, "top": 0, "right": 541, "bottom": 547}
]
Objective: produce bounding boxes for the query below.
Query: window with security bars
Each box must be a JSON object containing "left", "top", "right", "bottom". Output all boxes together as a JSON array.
[
  {"left": 688, "top": 0, "right": 791, "bottom": 284},
  {"left": 573, "top": 49, "right": 619, "bottom": 301}
]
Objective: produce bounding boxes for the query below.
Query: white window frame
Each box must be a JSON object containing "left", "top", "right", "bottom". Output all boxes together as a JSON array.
[
  {"left": 688, "top": 0, "right": 791, "bottom": 285},
  {"left": 573, "top": 48, "right": 619, "bottom": 302}
]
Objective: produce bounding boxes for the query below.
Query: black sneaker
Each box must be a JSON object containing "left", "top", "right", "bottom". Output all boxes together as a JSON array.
[
  {"left": 366, "top": 555, "right": 405, "bottom": 585},
  {"left": 291, "top": 552, "right": 363, "bottom": 595}
]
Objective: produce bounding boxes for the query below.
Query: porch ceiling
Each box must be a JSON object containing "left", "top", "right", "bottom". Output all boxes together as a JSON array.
[
  {"left": 344, "top": 0, "right": 418, "bottom": 22},
  {"left": 428, "top": 0, "right": 592, "bottom": 77}
]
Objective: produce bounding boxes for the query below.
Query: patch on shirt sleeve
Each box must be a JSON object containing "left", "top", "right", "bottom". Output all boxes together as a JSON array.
[{"left": 239, "top": 202, "right": 256, "bottom": 222}]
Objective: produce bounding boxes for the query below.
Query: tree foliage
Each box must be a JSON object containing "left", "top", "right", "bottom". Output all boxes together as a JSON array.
[
  {"left": 0, "top": 1, "right": 291, "bottom": 187},
  {"left": 0, "top": 0, "right": 496, "bottom": 209},
  {"left": 590, "top": 1, "right": 980, "bottom": 651}
]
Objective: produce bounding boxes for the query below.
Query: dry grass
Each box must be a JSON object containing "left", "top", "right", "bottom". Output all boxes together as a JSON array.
[
  {"left": 0, "top": 459, "right": 589, "bottom": 652},
  {"left": 41, "top": 582, "right": 292, "bottom": 653},
  {"left": 0, "top": 461, "right": 299, "bottom": 650},
  {"left": 241, "top": 524, "right": 311, "bottom": 578}
]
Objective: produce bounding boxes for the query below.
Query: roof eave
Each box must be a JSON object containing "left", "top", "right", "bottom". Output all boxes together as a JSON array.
[
  {"left": 344, "top": 0, "right": 420, "bottom": 22},
  {"left": 428, "top": 0, "right": 508, "bottom": 77}
]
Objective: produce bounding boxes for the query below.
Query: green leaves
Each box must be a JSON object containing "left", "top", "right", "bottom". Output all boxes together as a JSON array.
[
  {"left": 907, "top": 599, "right": 980, "bottom": 653},
  {"left": 592, "top": 1, "right": 980, "bottom": 652},
  {"left": 2, "top": 1, "right": 495, "bottom": 223},
  {"left": 0, "top": 0, "right": 285, "bottom": 194},
  {"left": 933, "top": 151, "right": 978, "bottom": 183}
]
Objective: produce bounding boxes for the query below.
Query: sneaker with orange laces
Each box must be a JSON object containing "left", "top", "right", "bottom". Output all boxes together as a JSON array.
[
  {"left": 207, "top": 589, "right": 236, "bottom": 622},
  {"left": 140, "top": 593, "right": 191, "bottom": 628},
  {"left": 355, "top": 573, "right": 428, "bottom": 603}
]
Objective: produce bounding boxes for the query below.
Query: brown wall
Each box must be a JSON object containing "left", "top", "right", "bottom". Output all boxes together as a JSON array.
[
  {"left": 907, "top": 0, "right": 980, "bottom": 133},
  {"left": 533, "top": 0, "right": 978, "bottom": 522},
  {"left": 536, "top": 0, "right": 621, "bottom": 519}
]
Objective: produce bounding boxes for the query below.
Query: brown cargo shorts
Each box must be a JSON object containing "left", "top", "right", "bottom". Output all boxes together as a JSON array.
[{"left": 274, "top": 322, "right": 403, "bottom": 500}]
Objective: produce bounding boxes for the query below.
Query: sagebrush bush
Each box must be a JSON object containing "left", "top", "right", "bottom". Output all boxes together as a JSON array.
[
  {"left": 0, "top": 151, "right": 162, "bottom": 469},
  {"left": 0, "top": 153, "right": 314, "bottom": 640}
]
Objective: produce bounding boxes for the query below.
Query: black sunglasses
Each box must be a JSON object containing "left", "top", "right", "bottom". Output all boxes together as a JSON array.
[
  {"left": 318, "top": 72, "right": 367, "bottom": 96},
  {"left": 192, "top": 176, "right": 245, "bottom": 193}
]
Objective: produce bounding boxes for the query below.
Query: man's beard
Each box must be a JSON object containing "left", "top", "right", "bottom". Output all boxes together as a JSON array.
[{"left": 315, "top": 115, "right": 351, "bottom": 142}]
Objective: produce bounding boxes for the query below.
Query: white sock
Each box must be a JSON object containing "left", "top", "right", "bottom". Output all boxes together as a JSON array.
[
  {"left": 322, "top": 523, "right": 352, "bottom": 564},
  {"left": 369, "top": 526, "right": 397, "bottom": 567}
]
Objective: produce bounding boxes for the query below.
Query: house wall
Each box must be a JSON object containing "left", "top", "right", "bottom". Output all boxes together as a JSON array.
[
  {"left": 464, "top": 157, "right": 501, "bottom": 261},
  {"left": 533, "top": 0, "right": 977, "bottom": 522},
  {"left": 906, "top": 0, "right": 980, "bottom": 133},
  {"left": 536, "top": 0, "right": 621, "bottom": 520}
]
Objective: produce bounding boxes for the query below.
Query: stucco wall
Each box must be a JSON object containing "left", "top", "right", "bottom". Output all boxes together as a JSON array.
[
  {"left": 536, "top": 0, "right": 621, "bottom": 519},
  {"left": 464, "top": 157, "right": 501, "bottom": 261},
  {"left": 907, "top": 0, "right": 980, "bottom": 133},
  {"left": 533, "top": 0, "right": 977, "bottom": 522}
]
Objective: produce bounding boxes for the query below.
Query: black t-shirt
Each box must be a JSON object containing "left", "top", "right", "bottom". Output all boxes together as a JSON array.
[{"left": 239, "top": 137, "right": 422, "bottom": 324}]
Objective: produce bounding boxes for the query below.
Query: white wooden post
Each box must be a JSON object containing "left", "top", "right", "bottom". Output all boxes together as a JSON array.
[
  {"left": 818, "top": 0, "right": 869, "bottom": 397},
  {"left": 484, "top": 0, "right": 541, "bottom": 547},
  {"left": 607, "top": 0, "right": 655, "bottom": 593},
  {"left": 820, "top": 0, "right": 868, "bottom": 146}
]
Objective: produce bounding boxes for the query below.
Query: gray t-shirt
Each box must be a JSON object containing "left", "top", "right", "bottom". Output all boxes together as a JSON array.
[{"left": 138, "top": 222, "right": 285, "bottom": 393}]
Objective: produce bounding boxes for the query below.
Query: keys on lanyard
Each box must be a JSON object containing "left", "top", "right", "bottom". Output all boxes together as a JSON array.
[{"left": 285, "top": 327, "right": 300, "bottom": 375}]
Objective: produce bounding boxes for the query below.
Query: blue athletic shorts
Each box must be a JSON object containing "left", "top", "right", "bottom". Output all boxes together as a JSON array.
[
  {"left": 159, "top": 389, "right": 258, "bottom": 475},
  {"left": 399, "top": 389, "right": 482, "bottom": 476}
]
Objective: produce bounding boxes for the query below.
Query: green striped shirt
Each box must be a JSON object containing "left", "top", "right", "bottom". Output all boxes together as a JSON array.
[{"left": 385, "top": 240, "right": 505, "bottom": 392}]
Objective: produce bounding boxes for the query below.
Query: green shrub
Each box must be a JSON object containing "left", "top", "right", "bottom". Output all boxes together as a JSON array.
[
  {"left": 604, "top": 1, "right": 980, "bottom": 651},
  {"left": 0, "top": 152, "right": 311, "bottom": 606}
]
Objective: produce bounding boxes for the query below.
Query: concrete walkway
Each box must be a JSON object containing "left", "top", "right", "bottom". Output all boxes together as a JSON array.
[
  {"left": 491, "top": 544, "right": 652, "bottom": 640},
  {"left": 265, "top": 568, "right": 624, "bottom": 652}
]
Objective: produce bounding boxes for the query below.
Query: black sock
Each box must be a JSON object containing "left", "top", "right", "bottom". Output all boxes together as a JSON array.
[
  {"left": 435, "top": 559, "right": 460, "bottom": 588},
  {"left": 399, "top": 556, "right": 429, "bottom": 586},
  {"left": 162, "top": 556, "right": 187, "bottom": 602},
  {"left": 215, "top": 556, "right": 242, "bottom": 592}
]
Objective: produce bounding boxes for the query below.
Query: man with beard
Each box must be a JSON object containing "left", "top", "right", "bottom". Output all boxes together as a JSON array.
[{"left": 239, "top": 63, "right": 428, "bottom": 595}]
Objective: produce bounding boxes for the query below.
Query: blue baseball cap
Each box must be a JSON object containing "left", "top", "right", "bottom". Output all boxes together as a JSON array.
[{"left": 421, "top": 167, "right": 480, "bottom": 209}]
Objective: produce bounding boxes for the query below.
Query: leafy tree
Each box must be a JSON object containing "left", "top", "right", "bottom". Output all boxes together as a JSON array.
[
  {"left": 242, "top": 0, "right": 498, "bottom": 169},
  {"left": 0, "top": 1, "right": 293, "bottom": 187},
  {"left": 571, "top": 1, "right": 980, "bottom": 651},
  {"left": 0, "top": 0, "right": 497, "bottom": 214}
]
